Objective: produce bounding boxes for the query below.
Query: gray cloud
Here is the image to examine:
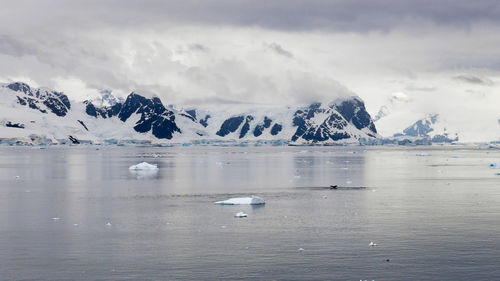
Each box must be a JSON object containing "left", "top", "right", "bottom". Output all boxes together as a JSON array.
[
  {"left": 453, "top": 74, "right": 494, "bottom": 85},
  {"left": 265, "top": 42, "right": 293, "bottom": 58},
  {"left": 0, "top": 1, "right": 499, "bottom": 141},
  {"left": 189, "top": 44, "right": 209, "bottom": 52},
  {"left": 405, "top": 85, "right": 437, "bottom": 92},
  {"left": 2, "top": 0, "right": 500, "bottom": 33}
]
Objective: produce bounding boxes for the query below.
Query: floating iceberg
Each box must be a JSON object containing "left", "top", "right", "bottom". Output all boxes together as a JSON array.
[
  {"left": 215, "top": 196, "right": 265, "bottom": 205},
  {"left": 129, "top": 169, "right": 159, "bottom": 180},
  {"left": 369, "top": 241, "right": 377, "bottom": 246},
  {"left": 234, "top": 211, "right": 248, "bottom": 218},
  {"left": 129, "top": 162, "right": 158, "bottom": 170}
]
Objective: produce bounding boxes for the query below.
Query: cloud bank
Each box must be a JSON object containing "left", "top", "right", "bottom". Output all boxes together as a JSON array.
[{"left": 1, "top": 1, "right": 500, "bottom": 140}]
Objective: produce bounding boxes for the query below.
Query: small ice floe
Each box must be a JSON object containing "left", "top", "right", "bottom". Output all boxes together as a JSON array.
[
  {"left": 25, "top": 190, "right": 31, "bottom": 193},
  {"left": 297, "top": 248, "right": 305, "bottom": 252},
  {"left": 293, "top": 175, "right": 301, "bottom": 179},
  {"left": 234, "top": 211, "right": 248, "bottom": 218},
  {"left": 346, "top": 180, "right": 352, "bottom": 184},
  {"left": 369, "top": 241, "right": 377, "bottom": 246},
  {"left": 129, "top": 162, "right": 158, "bottom": 170},
  {"left": 489, "top": 163, "right": 500, "bottom": 168},
  {"left": 15, "top": 175, "right": 20, "bottom": 179},
  {"left": 322, "top": 195, "right": 328, "bottom": 199},
  {"left": 215, "top": 196, "right": 265, "bottom": 205},
  {"left": 105, "top": 222, "right": 112, "bottom": 226},
  {"left": 73, "top": 224, "right": 79, "bottom": 227},
  {"left": 412, "top": 152, "right": 431, "bottom": 156},
  {"left": 51, "top": 217, "right": 60, "bottom": 220}
]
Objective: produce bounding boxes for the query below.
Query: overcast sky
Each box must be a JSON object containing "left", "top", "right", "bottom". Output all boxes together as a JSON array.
[{"left": 1, "top": 0, "right": 499, "bottom": 139}]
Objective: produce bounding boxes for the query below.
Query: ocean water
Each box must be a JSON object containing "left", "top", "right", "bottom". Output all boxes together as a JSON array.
[{"left": 0, "top": 146, "right": 499, "bottom": 280}]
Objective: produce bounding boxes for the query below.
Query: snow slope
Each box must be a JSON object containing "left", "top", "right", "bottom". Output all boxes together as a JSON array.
[{"left": 0, "top": 82, "right": 378, "bottom": 145}]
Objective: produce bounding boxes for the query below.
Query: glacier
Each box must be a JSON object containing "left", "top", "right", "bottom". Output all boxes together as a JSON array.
[{"left": 0, "top": 82, "right": 379, "bottom": 145}]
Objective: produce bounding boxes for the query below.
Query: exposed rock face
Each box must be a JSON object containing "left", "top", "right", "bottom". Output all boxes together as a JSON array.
[
  {"left": 253, "top": 116, "right": 273, "bottom": 137},
  {"left": 290, "top": 98, "right": 377, "bottom": 143},
  {"left": 216, "top": 116, "right": 245, "bottom": 137},
  {"left": 199, "top": 114, "right": 210, "bottom": 127},
  {"left": 8, "top": 82, "right": 71, "bottom": 117},
  {"left": 239, "top": 115, "right": 254, "bottom": 138},
  {"left": 333, "top": 98, "right": 377, "bottom": 136},
  {"left": 85, "top": 92, "right": 180, "bottom": 139},
  {"left": 270, "top": 123, "right": 282, "bottom": 135},
  {"left": 393, "top": 114, "right": 458, "bottom": 143},
  {"left": 2, "top": 82, "right": 379, "bottom": 144}
]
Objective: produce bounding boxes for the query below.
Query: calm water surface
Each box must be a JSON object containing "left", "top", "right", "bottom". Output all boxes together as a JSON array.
[{"left": 0, "top": 146, "right": 499, "bottom": 280}]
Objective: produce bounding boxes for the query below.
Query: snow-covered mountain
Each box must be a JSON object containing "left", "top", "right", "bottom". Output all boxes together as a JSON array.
[
  {"left": 0, "top": 82, "right": 378, "bottom": 145},
  {"left": 393, "top": 114, "right": 459, "bottom": 143}
]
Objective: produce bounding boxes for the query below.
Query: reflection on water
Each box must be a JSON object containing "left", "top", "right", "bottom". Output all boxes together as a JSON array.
[
  {"left": 129, "top": 169, "right": 160, "bottom": 180},
  {"left": 0, "top": 146, "right": 499, "bottom": 280}
]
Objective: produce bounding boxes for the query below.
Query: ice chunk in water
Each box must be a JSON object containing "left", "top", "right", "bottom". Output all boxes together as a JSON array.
[
  {"left": 215, "top": 196, "right": 265, "bottom": 205},
  {"left": 369, "top": 241, "right": 377, "bottom": 246},
  {"left": 234, "top": 211, "right": 248, "bottom": 218},
  {"left": 129, "top": 162, "right": 158, "bottom": 170}
]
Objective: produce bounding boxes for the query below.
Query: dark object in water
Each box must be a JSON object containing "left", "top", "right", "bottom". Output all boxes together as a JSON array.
[
  {"left": 295, "top": 186, "right": 367, "bottom": 191},
  {"left": 328, "top": 185, "right": 366, "bottom": 190}
]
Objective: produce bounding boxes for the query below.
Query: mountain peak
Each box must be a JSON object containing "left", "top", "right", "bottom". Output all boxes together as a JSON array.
[{"left": 1, "top": 82, "right": 379, "bottom": 144}]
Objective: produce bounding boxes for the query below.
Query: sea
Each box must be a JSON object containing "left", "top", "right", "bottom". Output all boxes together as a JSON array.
[{"left": 0, "top": 145, "right": 499, "bottom": 280}]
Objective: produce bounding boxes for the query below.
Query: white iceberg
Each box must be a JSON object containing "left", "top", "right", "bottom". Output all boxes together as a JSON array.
[
  {"left": 234, "top": 211, "right": 248, "bottom": 218},
  {"left": 214, "top": 196, "right": 265, "bottom": 205},
  {"left": 129, "top": 162, "right": 158, "bottom": 170}
]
